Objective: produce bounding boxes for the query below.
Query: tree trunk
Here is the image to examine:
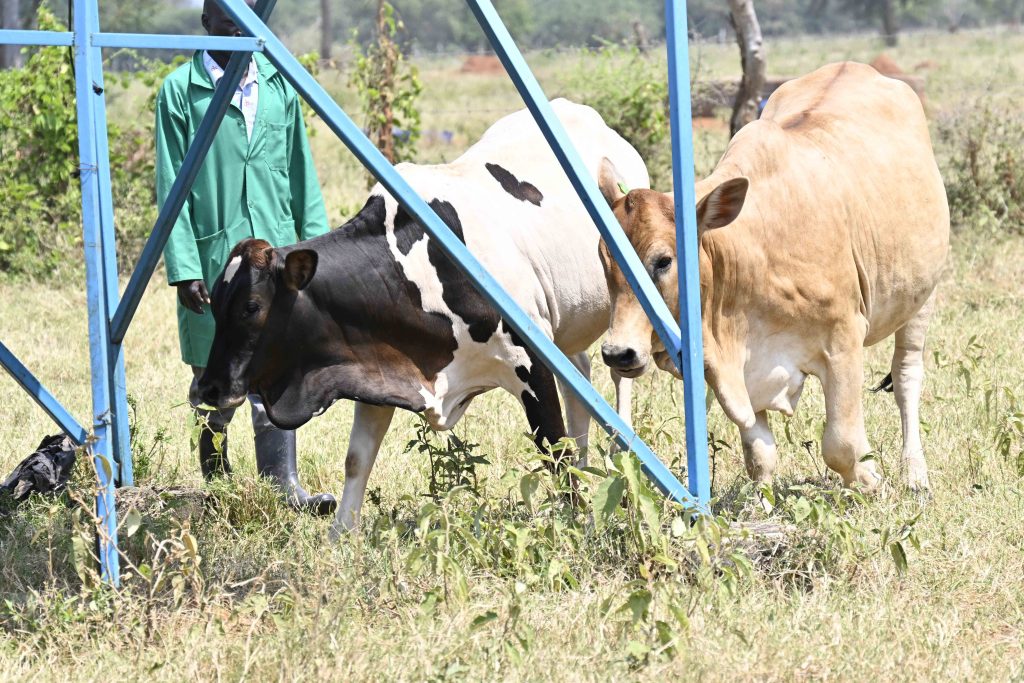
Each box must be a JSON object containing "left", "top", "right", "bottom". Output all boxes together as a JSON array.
[
  {"left": 632, "top": 21, "right": 649, "bottom": 54},
  {"left": 727, "top": 0, "right": 766, "bottom": 138},
  {"left": 881, "top": 0, "right": 899, "bottom": 47},
  {"left": 320, "top": 0, "right": 332, "bottom": 60},
  {"left": 1, "top": 0, "right": 23, "bottom": 69}
]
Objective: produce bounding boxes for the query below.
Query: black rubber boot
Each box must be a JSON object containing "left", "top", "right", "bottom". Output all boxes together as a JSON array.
[
  {"left": 197, "top": 420, "right": 231, "bottom": 480},
  {"left": 254, "top": 427, "right": 337, "bottom": 516}
]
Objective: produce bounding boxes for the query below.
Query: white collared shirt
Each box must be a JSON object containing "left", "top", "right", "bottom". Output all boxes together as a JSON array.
[{"left": 202, "top": 50, "right": 259, "bottom": 142}]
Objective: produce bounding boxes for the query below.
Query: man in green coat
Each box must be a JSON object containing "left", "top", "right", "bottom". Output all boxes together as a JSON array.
[{"left": 156, "top": 0, "right": 335, "bottom": 515}]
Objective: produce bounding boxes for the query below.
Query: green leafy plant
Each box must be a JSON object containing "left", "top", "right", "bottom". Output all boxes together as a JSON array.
[
  {"left": 404, "top": 417, "right": 489, "bottom": 500},
  {"left": 565, "top": 45, "right": 671, "bottom": 187},
  {"left": 938, "top": 101, "right": 1024, "bottom": 234},
  {"left": 348, "top": 0, "right": 422, "bottom": 175}
]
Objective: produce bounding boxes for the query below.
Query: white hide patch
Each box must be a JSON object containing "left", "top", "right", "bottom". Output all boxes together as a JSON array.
[
  {"left": 375, "top": 192, "right": 536, "bottom": 429},
  {"left": 223, "top": 256, "right": 242, "bottom": 284}
]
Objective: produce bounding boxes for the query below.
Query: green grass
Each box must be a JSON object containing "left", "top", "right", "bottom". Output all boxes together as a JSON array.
[{"left": 2, "top": 28, "right": 1024, "bottom": 681}]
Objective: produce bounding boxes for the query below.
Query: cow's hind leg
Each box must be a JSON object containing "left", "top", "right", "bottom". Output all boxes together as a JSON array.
[
  {"left": 557, "top": 352, "right": 592, "bottom": 467},
  {"left": 330, "top": 402, "right": 396, "bottom": 540},
  {"left": 891, "top": 292, "right": 936, "bottom": 491},
  {"left": 517, "top": 352, "right": 569, "bottom": 467},
  {"left": 820, "top": 338, "right": 881, "bottom": 490}
]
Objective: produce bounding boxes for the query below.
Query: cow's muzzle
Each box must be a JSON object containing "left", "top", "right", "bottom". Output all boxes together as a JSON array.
[
  {"left": 601, "top": 343, "right": 650, "bottom": 378},
  {"left": 197, "top": 376, "right": 247, "bottom": 411}
]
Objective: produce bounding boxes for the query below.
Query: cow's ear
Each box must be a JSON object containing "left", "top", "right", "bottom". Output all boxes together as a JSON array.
[
  {"left": 282, "top": 249, "right": 318, "bottom": 291},
  {"left": 597, "top": 157, "right": 626, "bottom": 207},
  {"left": 696, "top": 177, "right": 749, "bottom": 231}
]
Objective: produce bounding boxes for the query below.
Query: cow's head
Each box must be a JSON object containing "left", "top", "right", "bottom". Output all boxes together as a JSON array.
[
  {"left": 597, "top": 158, "right": 749, "bottom": 377},
  {"left": 198, "top": 238, "right": 319, "bottom": 425}
]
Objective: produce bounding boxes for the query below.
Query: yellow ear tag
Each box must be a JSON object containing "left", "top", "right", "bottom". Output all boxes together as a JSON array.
[{"left": 617, "top": 181, "right": 630, "bottom": 195}]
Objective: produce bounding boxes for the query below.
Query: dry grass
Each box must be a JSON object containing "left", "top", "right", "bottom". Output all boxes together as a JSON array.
[{"left": 1, "top": 28, "right": 1024, "bottom": 682}]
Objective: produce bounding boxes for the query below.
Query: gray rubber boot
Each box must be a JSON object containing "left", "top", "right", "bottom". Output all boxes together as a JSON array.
[{"left": 254, "top": 427, "right": 337, "bottom": 516}]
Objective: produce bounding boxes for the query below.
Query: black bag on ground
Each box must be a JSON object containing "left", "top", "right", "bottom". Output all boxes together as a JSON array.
[{"left": 2, "top": 434, "right": 78, "bottom": 502}]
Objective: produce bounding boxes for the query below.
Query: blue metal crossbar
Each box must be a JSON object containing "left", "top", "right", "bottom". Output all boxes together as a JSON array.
[
  {"left": 0, "top": 343, "right": 89, "bottom": 445},
  {"left": 0, "top": 29, "right": 73, "bottom": 46},
  {"left": 0, "top": 0, "right": 712, "bottom": 585},
  {"left": 91, "top": 34, "right": 265, "bottom": 52}
]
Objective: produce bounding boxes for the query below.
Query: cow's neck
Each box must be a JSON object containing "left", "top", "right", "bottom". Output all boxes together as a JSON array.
[{"left": 695, "top": 172, "right": 767, "bottom": 429}]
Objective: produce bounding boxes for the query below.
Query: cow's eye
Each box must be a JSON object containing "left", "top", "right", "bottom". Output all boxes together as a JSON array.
[
  {"left": 652, "top": 255, "right": 673, "bottom": 274},
  {"left": 243, "top": 300, "right": 260, "bottom": 317}
]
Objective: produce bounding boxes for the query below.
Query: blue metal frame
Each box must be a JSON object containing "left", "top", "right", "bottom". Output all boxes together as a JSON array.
[
  {"left": 0, "top": 343, "right": 89, "bottom": 445},
  {"left": 665, "top": 0, "right": 711, "bottom": 504},
  {"left": 0, "top": 0, "right": 711, "bottom": 585}
]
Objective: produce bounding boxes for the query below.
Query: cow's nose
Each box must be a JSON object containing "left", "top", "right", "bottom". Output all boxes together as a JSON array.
[
  {"left": 199, "top": 383, "right": 220, "bottom": 407},
  {"left": 601, "top": 344, "right": 639, "bottom": 370}
]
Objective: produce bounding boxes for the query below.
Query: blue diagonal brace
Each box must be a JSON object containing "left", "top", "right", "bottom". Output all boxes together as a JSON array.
[
  {"left": 217, "top": 0, "right": 703, "bottom": 511},
  {"left": 0, "top": 342, "right": 89, "bottom": 446},
  {"left": 465, "top": 0, "right": 684, "bottom": 368},
  {"left": 110, "top": 0, "right": 278, "bottom": 345}
]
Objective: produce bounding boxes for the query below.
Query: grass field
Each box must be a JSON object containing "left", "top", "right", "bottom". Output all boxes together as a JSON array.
[{"left": 2, "top": 28, "right": 1024, "bottom": 681}]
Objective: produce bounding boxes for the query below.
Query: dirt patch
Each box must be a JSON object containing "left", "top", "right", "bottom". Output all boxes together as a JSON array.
[
  {"left": 693, "top": 116, "right": 729, "bottom": 134},
  {"left": 870, "top": 52, "right": 906, "bottom": 77},
  {"left": 871, "top": 53, "right": 927, "bottom": 106},
  {"left": 460, "top": 55, "right": 504, "bottom": 74}
]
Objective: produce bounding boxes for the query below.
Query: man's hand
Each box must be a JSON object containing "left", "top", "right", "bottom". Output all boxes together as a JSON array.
[{"left": 175, "top": 280, "right": 210, "bottom": 314}]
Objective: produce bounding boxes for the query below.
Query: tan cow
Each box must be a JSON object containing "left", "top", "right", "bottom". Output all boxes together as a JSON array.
[{"left": 598, "top": 62, "right": 949, "bottom": 492}]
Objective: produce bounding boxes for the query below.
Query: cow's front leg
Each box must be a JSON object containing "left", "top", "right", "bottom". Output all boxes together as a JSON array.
[
  {"left": 740, "top": 410, "right": 778, "bottom": 510},
  {"left": 330, "top": 402, "right": 396, "bottom": 540},
  {"left": 557, "top": 352, "right": 593, "bottom": 467},
  {"left": 820, "top": 345, "right": 881, "bottom": 490},
  {"left": 891, "top": 292, "right": 935, "bottom": 491}
]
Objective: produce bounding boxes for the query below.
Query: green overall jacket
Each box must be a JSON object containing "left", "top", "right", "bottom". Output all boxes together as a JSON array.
[{"left": 156, "top": 51, "right": 329, "bottom": 367}]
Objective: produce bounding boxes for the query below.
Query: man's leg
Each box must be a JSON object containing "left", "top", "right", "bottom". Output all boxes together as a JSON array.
[
  {"left": 250, "top": 394, "right": 337, "bottom": 516},
  {"left": 190, "top": 366, "right": 234, "bottom": 478}
]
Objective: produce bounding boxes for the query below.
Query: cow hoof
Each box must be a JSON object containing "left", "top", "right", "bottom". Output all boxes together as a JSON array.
[
  {"left": 906, "top": 458, "right": 930, "bottom": 493},
  {"left": 852, "top": 462, "right": 883, "bottom": 492}
]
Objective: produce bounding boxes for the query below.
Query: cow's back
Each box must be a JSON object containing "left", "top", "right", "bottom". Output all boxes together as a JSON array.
[
  {"left": 708, "top": 62, "right": 949, "bottom": 345},
  {"left": 391, "top": 100, "right": 650, "bottom": 354}
]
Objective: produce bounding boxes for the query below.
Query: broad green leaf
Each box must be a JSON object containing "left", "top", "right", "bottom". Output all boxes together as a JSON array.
[{"left": 592, "top": 476, "right": 625, "bottom": 531}]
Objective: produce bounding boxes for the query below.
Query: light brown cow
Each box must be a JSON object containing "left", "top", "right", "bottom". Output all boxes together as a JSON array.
[{"left": 598, "top": 62, "right": 949, "bottom": 493}]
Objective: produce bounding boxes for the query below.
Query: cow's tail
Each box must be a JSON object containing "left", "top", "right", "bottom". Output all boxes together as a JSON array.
[{"left": 870, "top": 373, "right": 894, "bottom": 394}]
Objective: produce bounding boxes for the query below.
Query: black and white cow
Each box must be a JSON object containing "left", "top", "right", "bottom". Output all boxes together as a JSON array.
[{"left": 198, "top": 99, "right": 650, "bottom": 536}]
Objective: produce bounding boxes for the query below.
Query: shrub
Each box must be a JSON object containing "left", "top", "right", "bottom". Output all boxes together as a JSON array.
[
  {"left": 0, "top": 8, "right": 81, "bottom": 278},
  {"left": 937, "top": 101, "right": 1024, "bottom": 234},
  {"left": 563, "top": 45, "right": 672, "bottom": 188}
]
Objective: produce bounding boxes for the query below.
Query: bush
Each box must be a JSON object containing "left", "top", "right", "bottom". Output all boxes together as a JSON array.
[
  {"left": 0, "top": 8, "right": 81, "bottom": 278},
  {"left": 563, "top": 46, "right": 673, "bottom": 189},
  {"left": 0, "top": 7, "right": 177, "bottom": 280},
  {"left": 937, "top": 101, "right": 1024, "bottom": 234}
]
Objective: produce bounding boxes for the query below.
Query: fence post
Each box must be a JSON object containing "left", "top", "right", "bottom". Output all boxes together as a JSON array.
[{"left": 72, "top": 0, "right": 120, "bottom": 586}]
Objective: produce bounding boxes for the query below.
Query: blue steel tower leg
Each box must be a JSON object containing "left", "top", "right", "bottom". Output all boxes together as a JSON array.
[
  {"left": 85, "top": 0, "right": 133, "bottom": 487},
  {"left": 666, "top": 0, "right": 711, "bottom": 506},
  {"left": 72, "top": 0, "right": 120, "bottom": 585}
]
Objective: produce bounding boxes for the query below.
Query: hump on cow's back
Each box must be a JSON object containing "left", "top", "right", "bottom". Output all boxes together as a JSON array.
[{"left": 761, "top": 61, "right": 924, "bottom": 131}]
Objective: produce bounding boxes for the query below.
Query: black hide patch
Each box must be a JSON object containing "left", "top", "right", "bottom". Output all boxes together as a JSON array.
[
  {"left": 502, "top": 321, "right": 568, "bottom": 457},
  {"left": 393, "top": 199, "right": 501, "bottom": 344},
  {"left": 486, "top": 163, "right": 544, "bottom": 206},
  {"left": 252, "top": 194, "right": 462, "bottom": 427}
]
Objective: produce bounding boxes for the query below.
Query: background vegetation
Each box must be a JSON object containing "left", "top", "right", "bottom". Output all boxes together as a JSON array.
[{"left": 1, "top": 3, "right": 1024, "bottom": 680}]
